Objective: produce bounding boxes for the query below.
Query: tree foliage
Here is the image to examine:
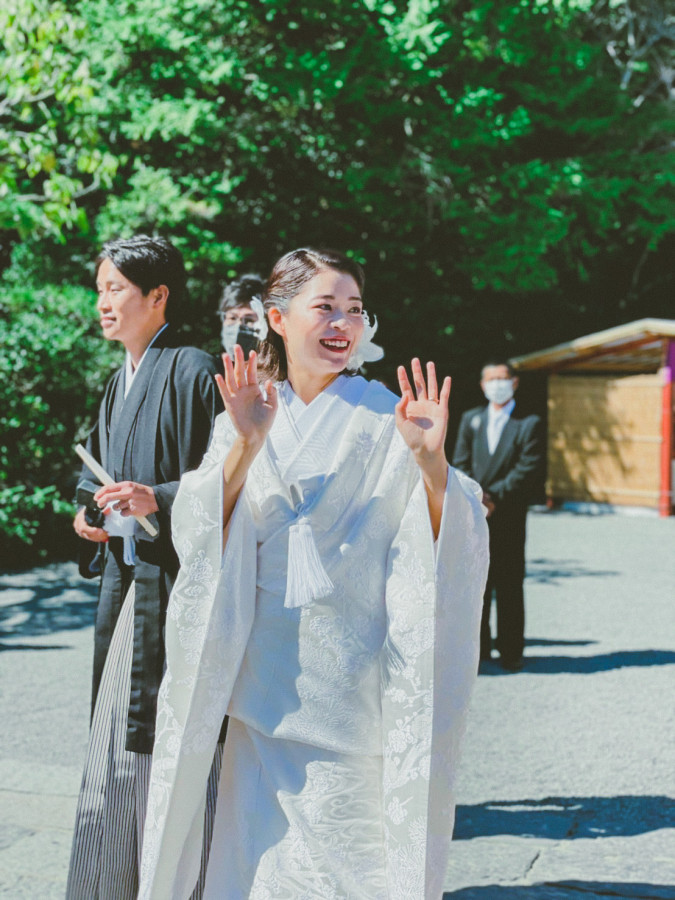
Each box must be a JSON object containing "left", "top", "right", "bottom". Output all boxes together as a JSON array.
[
  {"left": 581, "top": 0, "right": 675, "bottom": 103},
  {"left": 0, "top": 277, "right": 118, "bottom": 562},
  {"left": 0, "top": 0, "right": 673, "bottom": 555},
  {"left": 0, "top": 0, "right": 117, "bottom": 249}
]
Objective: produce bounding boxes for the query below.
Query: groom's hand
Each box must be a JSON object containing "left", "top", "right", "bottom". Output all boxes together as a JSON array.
[
  {"left": 94, "top": 481, "right": 159, "bottom": 518},
  {"left": 73, "top": 507, "right": 109, "bottom": 542}
]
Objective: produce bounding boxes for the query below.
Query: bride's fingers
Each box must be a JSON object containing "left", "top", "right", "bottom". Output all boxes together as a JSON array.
[
  {"left": 233, "top": 344, "right": 247, "bottom": 386},
  {"left": 411, "top": 357, "right": 427, "bottom": 400},
  {"left": 395, "top": 392, "right": 410, "bottom": 419},
  {"left": 439, "top": 375, "right": 452, "bottom": 408},
  {"left": 246, "top": 349, "right": 257, "bottom": 387},
  {"left": 223, "top": 352, "right": 239, "bottom": 397},
  {"left": 426, "top": 361, "right": 438, "bottom": 402},
  {"left": 397, "top": 365, "right": 414, "bottom": 400},
  {"left": 214, "top": 372, "right": 229, "bottom": 405},
  {"left": 264, "top": 380, "right": 278, "bottom": 412}
]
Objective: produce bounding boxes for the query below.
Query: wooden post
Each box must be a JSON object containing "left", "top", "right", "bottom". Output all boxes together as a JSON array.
[{"left": 660, "top": 339, "right": 675, "bottom": 517}]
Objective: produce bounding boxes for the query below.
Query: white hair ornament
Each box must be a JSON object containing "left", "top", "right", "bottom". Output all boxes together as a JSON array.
[{"left": 348, "top": 310, "right": 384, "bottom": 370}]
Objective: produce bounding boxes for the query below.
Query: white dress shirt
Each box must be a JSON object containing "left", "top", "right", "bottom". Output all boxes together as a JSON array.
[
  {"left": 487, "top": 398, "right": 515, "bottom": 455},
  {"left": 124, "top": 322, "right": 169, "bottom": 398}
]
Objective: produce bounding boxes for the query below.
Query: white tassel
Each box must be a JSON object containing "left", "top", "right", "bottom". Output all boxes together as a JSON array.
[{"left": 284, "top": 515, "right": 334, "bottom": 609}]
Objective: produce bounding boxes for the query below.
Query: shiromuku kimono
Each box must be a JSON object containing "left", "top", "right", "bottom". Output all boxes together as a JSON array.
[{"left": 139, "top": 374, "right": 490, "bottom": 900}]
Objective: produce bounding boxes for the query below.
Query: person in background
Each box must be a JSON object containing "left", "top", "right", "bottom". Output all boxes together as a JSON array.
[
  {"left": 219, "top": 273, "right": 267, "bottom": 358},
  {"left": 68, "top": 234, "right": 223, "bottom": 900},
  {"left": 453, "top": 361, "right": 543, "bottom": 671}
]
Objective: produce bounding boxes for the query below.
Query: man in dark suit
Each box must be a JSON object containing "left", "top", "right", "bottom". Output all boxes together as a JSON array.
[
  {"left": 453, "top": 361, "right": 542, "bottom": 671},
  {"left": 67, "top": 235, "right": 223, "bottom": 899}
]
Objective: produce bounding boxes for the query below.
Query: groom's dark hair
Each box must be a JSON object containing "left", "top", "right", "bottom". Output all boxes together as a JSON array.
[{"left": 95, "top": 234, "right": 187, "bottom": 321}]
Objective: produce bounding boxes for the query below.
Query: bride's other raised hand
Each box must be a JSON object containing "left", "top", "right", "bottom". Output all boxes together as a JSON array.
[
  {"left": 215, "top": 345, "right": 277, "bottom": 449},
  {"left": 396, "top": 358, "right": 450, "bottom": 537},
  {"left": 396, "top": 359, "right": 451, "bottom": 462}
]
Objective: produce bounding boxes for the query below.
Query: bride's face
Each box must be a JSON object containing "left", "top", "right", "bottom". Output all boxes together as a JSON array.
[{"left": 270, "top": 269, "right": 365, "bottom": 378}]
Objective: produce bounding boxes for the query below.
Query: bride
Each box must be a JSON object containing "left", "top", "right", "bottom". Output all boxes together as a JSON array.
[{"left": 139, "top": 247, "right": 489, "bottom": 899}]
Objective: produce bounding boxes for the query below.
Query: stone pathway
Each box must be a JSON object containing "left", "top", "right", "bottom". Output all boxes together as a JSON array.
[
  {"left": 444, "top": 511, "right": 675, "bottom": 899},
  {"left": 0, "top": 512, "right": 673, "bottom": 898},
  {"left": 0, "top": 564, "right": 94, "bottom": 898}
]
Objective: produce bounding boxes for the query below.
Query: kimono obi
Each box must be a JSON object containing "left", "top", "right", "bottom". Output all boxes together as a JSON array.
[
  {"left": 227, "top": 590, "right": 386, "bottom": 756},
  {"left": 228, "top": 473, "right": 405, "bottom": 757},
  {"left": 225, "top": 379, "right": 420, "bottom": 757}
]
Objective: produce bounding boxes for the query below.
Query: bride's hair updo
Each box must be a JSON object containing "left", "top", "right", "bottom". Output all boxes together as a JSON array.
[{"left": 257, "top": 247, "right": 365, "bottom": 382}]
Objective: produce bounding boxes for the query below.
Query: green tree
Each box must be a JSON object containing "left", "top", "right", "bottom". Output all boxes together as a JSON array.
[
  {"left": 0, "top": 274, "right": 119, "bottom": 563},
  {"left": 0, "top": 0, "right": 673, "bottom": 556},
  {"left": 67, "top": 0, "right": 675, "bottom": 358},
  {"left": 0, "top": 0, "right": 117, "bottom": 254}
]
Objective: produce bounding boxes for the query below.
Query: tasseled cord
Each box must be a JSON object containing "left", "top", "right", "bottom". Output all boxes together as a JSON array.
[{"left": 284, "top": 514, "right": 334, "bottom": 609}]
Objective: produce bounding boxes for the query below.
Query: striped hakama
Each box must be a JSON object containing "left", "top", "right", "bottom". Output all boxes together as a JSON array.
[{"left": 67, "top": 584, "right": 223, "bottom": 900}]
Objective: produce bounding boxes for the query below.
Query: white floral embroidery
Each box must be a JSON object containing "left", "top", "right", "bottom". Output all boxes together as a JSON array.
[
  {"left": 387, "top": 796, "right": 409, "bottom": 825},
  {"left": 188, "top": 492, "right": 220, "bottom": 535},
  {"left": 353, "top": 427, "right": 376, "bottom": 460},
  {"left": 139, "top": 381, "right": 489, "bottom": 900}
]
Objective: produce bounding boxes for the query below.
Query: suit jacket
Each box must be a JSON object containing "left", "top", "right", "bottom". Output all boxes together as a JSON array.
[
  {"left": 77, "top": 326, "right": 221, "bottom": 753},
  {"left": 452, "top": 404, "right": 542, "bottom": 515}
]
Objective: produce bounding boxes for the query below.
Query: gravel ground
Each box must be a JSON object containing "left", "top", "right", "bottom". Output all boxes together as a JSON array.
[{"left": 0, "top": 510, "right": 673, "bottom": 899}]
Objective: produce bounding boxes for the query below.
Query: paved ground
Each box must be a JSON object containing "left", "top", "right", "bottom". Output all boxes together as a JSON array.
[
  {"left": 0, "top": 510, "right": 673, "bottom": 898},
  {"left": 445, "top": 511, "right": 675, "bottom": 899}
]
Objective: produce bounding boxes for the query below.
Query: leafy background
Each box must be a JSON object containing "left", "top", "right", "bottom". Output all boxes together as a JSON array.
[{"left": 1, "top": 0, "right": 673, "bottom": 564}]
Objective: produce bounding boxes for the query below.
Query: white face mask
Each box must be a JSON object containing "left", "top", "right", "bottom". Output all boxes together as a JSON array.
[
  {"left": 221, "top": 320, "right": 240, "bottom": 356},
  {"left": 483, "top": 378, "right": 514, "bottom": 405}
]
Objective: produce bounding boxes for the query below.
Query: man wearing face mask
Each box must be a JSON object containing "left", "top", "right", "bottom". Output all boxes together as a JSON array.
[{"left": 453, "top": 361, "right": 542, "bottom": 671}]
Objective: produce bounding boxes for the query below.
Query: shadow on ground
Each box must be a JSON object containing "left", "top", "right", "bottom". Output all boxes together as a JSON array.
[
  {"left": 526, "top": 559, "right": 620, "bottom": 585},
  {"left": 524, "top": 639, "right": 596, "bottom": 648},
  {"left": 480, "top": 650, "right": 675, "bottom": 676},
  {"left": 0, "top": 564, "right": 97, "bottom": 647},
  {"left": 444, "top": 882, "right": 674, "bottom": 899},
  {"left": 454, "top": 795, "right": 675, "bottom": 841}
]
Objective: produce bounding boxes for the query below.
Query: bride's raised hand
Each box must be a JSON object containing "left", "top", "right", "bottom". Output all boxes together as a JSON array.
[
  {"left": 395, "top": 358, "right": 451, "bottom": 463},
  {"left": 215, "top": 345, "right": 277, "bottom": 448}
]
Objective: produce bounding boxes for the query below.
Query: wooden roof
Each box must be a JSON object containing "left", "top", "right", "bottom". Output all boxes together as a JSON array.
[{"left": 511, "top": 318, "right": 675, "bottom": 373}]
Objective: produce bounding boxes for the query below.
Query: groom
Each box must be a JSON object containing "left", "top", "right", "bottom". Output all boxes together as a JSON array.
[{"left": 67, "top": 235, "right": 223, "bottom": 900}]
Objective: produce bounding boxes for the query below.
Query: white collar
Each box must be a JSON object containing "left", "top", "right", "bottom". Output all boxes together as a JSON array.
[
  {"left": 488, "top": 398, "right": 515, "bottom": 419},
  {"left": 279, "top": 373, "right": 348, "bottom": 410},
  {"left": 124, "top": 323, "right": 169, "bottom": 398}
]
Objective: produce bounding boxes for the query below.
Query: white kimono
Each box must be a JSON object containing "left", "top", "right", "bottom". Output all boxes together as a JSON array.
[{"left": 139, "top": 375, "right": 489, "bottom": 900}]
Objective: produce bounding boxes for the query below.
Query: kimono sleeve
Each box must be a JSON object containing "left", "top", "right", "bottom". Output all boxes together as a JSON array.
[
  {"left": 76, "top": 423, "right": 105, "bottom": 579},
  {"left": 153, "top": 349, "right": 221, "bottom": 518},
  {"left": 139, "top": 411, "right": 258, "bottom": 900},
  {"left": 381, "top": 460, "right": 488, "bottom": 899}
]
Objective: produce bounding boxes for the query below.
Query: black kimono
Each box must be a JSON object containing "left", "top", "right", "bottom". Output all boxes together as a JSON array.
[{"left": 78, "top": 326, "right": 221, "bottom": 753}]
